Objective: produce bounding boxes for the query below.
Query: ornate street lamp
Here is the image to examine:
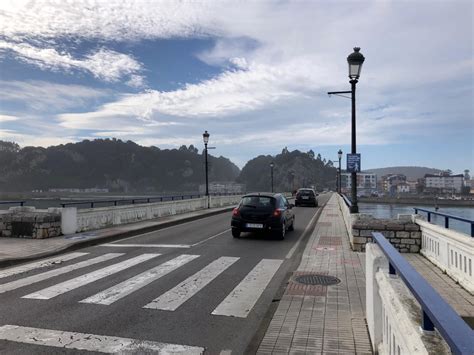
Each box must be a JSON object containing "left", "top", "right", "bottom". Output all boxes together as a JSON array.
[
  {"left": 347, "top": 47, "right": 365, "bottom": 213},
  {"left": 203, "top": 130, "right": 210, "bottom": 207},
  {"left": 328, "top": 47, "right": 365, "bottom": 213},
  {"left": 338, "top": 149, "right": 343, "bottom": 194},
  {"left": 270, "top": 161, "right": 275, "bottom": 193}
]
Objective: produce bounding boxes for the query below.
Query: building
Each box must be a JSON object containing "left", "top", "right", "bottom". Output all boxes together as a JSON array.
[
  {"left": 380, "top": 174, "right": 407, "bottom": 194},
  {"left": 199, "top": 182, "right": 246, "bottom": 194},
  {"left": 424, "top": 174, "right": 464, "bottom": 194},
  {"left": 340, "top": 173, "right": 377, "bottom": 196},
  {"left": 397, "top": 182, "right": 410, "bottom": 193}
]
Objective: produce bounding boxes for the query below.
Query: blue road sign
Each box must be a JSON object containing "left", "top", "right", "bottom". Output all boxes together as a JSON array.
[{"left": 347, "top": 154, "right": 361, "bottom": 172}]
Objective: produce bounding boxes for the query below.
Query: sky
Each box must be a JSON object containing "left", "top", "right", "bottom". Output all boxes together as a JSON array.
[{"left": 0, "top": 0, "right": 472, "bottom": 173}]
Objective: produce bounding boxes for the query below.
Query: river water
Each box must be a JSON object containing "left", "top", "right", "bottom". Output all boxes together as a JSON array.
[{"left": 359, "top": 203, "right": 474, "bottom": 236}]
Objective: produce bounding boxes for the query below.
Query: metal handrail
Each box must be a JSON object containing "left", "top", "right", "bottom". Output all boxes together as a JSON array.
[
  {"left": 372, "top": 232, "right": 474, "bottom": 355},
  {"left": 59, "top": 193, "right": 242, "bottom": 208},
  {"left": 340, "top": 193, "right": 352, "bottom": 208},
  {"left": 0, "top": 201, "right": 26, "bottom": 206},
  {"left": 414, "top": 207, "right": 474, "bottom": 237}
]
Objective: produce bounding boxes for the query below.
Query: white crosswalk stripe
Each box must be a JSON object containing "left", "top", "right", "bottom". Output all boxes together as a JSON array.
[
  {"left": 22, "top": 254, "right": 160, "bottom": 300},
  {"left": 80, "top": 254, "right": 200, "bottom": 305},
  {"left": 0, "top": 253, "right": 123, "bottom": 294},
  {"left": 0, "top": 325, "right": 204, "bottom": 354},
  {"left": 212, "top": 259, "right": 283, "bottom": 318},
  {"left": 0, "top": 252, "right": 88, "bottom": 279},
  {"left": 144, "top": 256, "right": 239, "bottom": 311}
]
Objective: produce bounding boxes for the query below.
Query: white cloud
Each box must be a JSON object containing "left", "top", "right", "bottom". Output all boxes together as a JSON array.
[
  {"left": 0, "top": 80, "right": 109, "bottom": 111},
  {"left": 0, "top": 41, "right": 144, "bottom": 86},
  {"left": 0, "top": 114, "right": 19, "bottom": 122}
]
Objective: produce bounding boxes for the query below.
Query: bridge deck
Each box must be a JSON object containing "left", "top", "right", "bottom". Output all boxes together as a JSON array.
[{"left": 405, "top": 253, "right": 474, "bottom": 328}]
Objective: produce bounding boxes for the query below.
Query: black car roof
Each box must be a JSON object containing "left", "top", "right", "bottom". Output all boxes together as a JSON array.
[{"left": 242, "top": 192, "right": 280, "bottom": 198}]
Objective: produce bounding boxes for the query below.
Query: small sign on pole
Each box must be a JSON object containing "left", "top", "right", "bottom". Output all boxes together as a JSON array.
[{"left": 347, "top": 154, "right": 361, "bottom": 172}]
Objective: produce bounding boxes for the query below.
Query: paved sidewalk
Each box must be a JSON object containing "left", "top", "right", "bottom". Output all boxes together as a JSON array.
[
  {"left": 257, "top": 194, "right": 372, "bottom": 354},
  {"left": 0, "top": 206, "right": 232, "bottom": 266}
]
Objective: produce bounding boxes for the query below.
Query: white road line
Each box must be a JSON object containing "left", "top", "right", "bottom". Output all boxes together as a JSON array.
[
  {"left": 192, "top": 229, "right": 231, "bottom": 247},
  {"left": 80, "top": 254, "right": 200, "bottom": 305},
  {"left": 0, "top": 252, "right": 88, "bottom": 279},
  {"left": 22, "top": 254, "right": 160, "bottom": 300},
  {"left": 286, "top": 209, "right": 320, "bottom": 259},
  {"left": 211, "top": 259, "right": 283, "bottom": 318},
  {"left": 144, "top": 256, "right": 239, "bottom": 311},
  {"left": 0, "top": 253, "right": 123, "bottom": 294},
  {"left": 101, "top": 243, "right": 191, "bottom": 248},
  {"left": 0, "top": 325, "right": 204, "bottom": 354}
]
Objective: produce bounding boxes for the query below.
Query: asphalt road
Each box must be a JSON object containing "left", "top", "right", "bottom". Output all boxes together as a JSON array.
[{"left": 0, "top": 194, "right": 330, "bottom": 354}]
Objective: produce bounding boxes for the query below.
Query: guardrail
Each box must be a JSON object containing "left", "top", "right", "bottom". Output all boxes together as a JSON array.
[
  {"left": 371, "top": 232, "right": 473, "bottom": 355},
  {"left": 414, "top": 207, "right": 474, "bottom": 237},
  {"left": 0, "top": 201, "right": 26, "bottom": 206},
  {"left": 60, "top": 193, "right": 242, "bottom": 208},
  {"left": 340, "top": 193, "right": 352, "bottom": 208}
]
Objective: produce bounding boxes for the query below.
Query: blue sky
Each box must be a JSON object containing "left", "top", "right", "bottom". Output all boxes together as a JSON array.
[{"left": 0, "top": 0, "right": 472, "bottom": 174}]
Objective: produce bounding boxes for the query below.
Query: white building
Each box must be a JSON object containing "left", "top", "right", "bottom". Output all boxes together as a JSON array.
[
  {"left": 340, "top": 173, "right": 377, "bottom": 195},
  {"left": 397, "top": 183, "right": 410, "bottom": 193},
  {"left": 424, "top": 174, "right": 464, "bottom": 193}
]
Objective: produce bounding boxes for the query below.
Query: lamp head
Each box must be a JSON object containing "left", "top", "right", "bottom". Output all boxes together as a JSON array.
[
  {"left": 202, "top": 130, "right": 210, "bottom": 144},
  {"left": 347, "top": 47, "right": 365, "bottom": 80}
]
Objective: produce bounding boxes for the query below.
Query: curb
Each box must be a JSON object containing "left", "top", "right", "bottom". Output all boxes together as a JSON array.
[{"left": 0, "top": 206, "right": 234, "bottom": 268}]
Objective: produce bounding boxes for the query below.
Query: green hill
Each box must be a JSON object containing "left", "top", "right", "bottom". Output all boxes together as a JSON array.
[{"left": 0, "top": 139, "right": 240, "bottom": 193}]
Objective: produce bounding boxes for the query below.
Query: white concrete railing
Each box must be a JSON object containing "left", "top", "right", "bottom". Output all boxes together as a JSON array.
[
  {"left": 366, "top": 243, "right": 450, "bottom": 354},
  {"left": 415, "top": 216, "right": 474, "bottom": 294},
  {"left": 61, "top": 195, "right": 242, "bottom": 233}
]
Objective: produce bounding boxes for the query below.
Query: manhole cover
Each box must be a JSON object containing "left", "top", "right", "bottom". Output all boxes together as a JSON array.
[{"left": 294, "top": 274, "right": 340, "bottom": 286}]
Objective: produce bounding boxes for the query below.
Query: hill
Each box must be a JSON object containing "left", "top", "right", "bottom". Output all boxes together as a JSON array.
[
  {"left": 237, "top": 148, "right": 337, "bottom": 192},
  {"left": 0, "top": 139, "right": 240, "bottom": 193},
  {"left": 364, "top": 166, "right": 443, "bottom": 180}
]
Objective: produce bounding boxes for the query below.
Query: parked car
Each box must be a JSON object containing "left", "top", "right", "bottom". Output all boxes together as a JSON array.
[
  {"left": 295, "top": 188, "right": 318, "bottom": 207},
  {"left": 231, "top": 193, "right": 295, "bottom": 239}
]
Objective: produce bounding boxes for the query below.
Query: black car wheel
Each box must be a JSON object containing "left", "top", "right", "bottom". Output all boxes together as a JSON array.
[
  {"left": 232, "top": 229, "right": 241, "bottom": 238},
  {"left": 288, "top": 218, "right": 294, "bottom": 231},
  {"left": 275, "top": 224, "right": 286, "bottom": 240}
]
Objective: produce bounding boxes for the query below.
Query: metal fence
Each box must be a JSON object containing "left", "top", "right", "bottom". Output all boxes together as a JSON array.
[{"left": 414, "top": 207, "right": 474, "bottom": 237}]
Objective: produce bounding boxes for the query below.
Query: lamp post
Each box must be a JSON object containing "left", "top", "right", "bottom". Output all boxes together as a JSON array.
[
  {"left": 328, "top": 47, "right": 365, "bottom": 213},
  {"left": 270, "top": 162, "right": 274, "bottom": 193},
  {"left": 338, "top": 149, "right": 343, "bottom": 193},
  {"left": 203, "top": 130, "right": 210, "bottom": 208}
]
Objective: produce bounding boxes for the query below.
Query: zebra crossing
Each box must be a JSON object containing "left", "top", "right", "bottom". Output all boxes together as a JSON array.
[{"left": 0, "top": 251, "right": 284, "bottom": 318}]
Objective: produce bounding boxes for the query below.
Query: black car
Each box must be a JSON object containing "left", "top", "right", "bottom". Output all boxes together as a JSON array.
[
  {"left": 295, "top": 188, "right": 318, "bottom": 207},
  {"left": 231, "top": 193, "right": 295, "bottom": 239}
]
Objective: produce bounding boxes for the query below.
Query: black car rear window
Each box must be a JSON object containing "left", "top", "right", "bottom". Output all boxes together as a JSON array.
[
  {"left": 241, "top": 196, "right": 275, "bottom": 208},
  {"left": 298, "top": 190, "right": 314, "bottom": 195}
]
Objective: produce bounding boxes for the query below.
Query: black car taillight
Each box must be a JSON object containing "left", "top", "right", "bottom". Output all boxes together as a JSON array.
[
  {"left": 232, "top": 208, "right": 240, "bottom": 216},
  {"left": 273, "top": 209, "right": 282, "bottom": 217}
]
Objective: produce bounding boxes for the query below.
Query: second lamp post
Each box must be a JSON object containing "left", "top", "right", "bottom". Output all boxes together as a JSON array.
[
  {"left": 270, "top": 162, "right": 274, "bottom": 193},
  {"left": 203, "top": 130, "right": 210, "bottom": 207},
  {"left": 338, "top": 149, "right": 343, "bottom": 193}
]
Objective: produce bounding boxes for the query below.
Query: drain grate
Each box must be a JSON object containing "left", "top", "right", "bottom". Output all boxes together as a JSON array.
[{"left": 294, "top": 274, "right": 340, "bottom": 286}]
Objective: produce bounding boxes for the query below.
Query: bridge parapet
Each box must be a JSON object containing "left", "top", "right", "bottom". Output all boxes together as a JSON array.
[
  {"left": 415, "top": 216, "right": 474, "bottom": 294},
  {"left": 367, "top": 234, "right": 473, "bottom": 354}
]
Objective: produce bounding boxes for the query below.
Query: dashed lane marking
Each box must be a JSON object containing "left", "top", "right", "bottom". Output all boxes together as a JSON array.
[{"left": 101, "top": 243, "right": 191, "bottom": 248}]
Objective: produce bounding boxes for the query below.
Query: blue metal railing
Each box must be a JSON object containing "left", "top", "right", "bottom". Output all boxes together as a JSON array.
[
  {"left": 340, "top": 193, "right": 352, "bottom": 208},
  {"left": 414, "top": 207, "right": 474, "bottom": 237},
  {"left": 372, "top": 232, "right": 474, "bottom": 354},
  {"left": 0, "top": 201, "right": 26, "bottom": 206}
]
